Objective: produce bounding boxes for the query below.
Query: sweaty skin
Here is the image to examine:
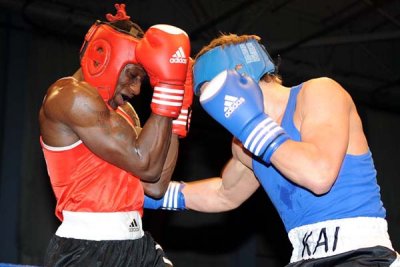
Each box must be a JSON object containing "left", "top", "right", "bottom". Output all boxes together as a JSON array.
[{"left": 39, "top": 64, "right": 179, "bottom": 198}]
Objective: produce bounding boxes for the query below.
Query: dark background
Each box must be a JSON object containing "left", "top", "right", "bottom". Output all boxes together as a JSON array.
[{"left": 0, "top": 0, "right": 399, "bottom": 266}]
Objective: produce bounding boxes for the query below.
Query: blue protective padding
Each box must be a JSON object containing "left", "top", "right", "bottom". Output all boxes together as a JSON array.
[
  {"left": 199, "top": 69, "right": 288, "bottom": 163},
  {"left": 199, "top": 70, "right": 264, "bottom": 138},
  {"left": 193, "top": 39, "right": 275, "bottom": 95}
]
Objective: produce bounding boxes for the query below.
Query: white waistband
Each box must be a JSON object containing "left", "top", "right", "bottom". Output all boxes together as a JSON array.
[
  {"left": 288, "top": 217, "right": 394, "bottom": 263},
  {"left": 56, "top": 211, "right": 144, "bottom": 241}
]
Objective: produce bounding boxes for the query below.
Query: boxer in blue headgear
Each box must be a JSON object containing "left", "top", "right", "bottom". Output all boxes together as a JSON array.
[
  {"left": 193, "top": 35, "right": 276, "bottom": 95},
  {"left": 144, "top": 33, "right": 400, "bottom": 266}
]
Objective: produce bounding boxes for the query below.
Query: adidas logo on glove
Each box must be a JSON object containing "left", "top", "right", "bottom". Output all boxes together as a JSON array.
[
  {"left": 224, "top": 95, "right": 245, "bottom": 118},
  {"left": 170, "top": 47, "right": 187, "bottom": 64}
]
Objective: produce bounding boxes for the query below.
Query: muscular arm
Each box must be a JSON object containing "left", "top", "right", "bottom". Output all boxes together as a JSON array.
[
  {"left": 120, "top": 102, "right": 180, "bottom": 197},
  {"left": 141, "top": 134, "right": 179, "bottom": 198},
  {"left": 271, "top": 77, "right": 359, "bottom": 194},
  {"left": 183, "top": 139, "right": 259, "bottom": 212},
  {"left": 40, "top": 78, "right": 172, "bottom": 182}
]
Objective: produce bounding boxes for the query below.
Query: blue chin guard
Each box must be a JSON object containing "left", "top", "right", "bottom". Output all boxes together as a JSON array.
[{"left": 193, "top": 39, "right": 275, "bottom": 95}]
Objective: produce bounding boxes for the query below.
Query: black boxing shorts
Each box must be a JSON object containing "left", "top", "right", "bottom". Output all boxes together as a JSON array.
[{"left": 43, "top": 231, "right": 173, "bottom": 267}]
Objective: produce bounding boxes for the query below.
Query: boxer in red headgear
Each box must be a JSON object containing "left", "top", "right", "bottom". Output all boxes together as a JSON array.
[
  {"left": 79, "top": 5, "right": 142, "bottom": 102},
  {"left": 39, "top": 3, "right": 192, "bottom": 266}
]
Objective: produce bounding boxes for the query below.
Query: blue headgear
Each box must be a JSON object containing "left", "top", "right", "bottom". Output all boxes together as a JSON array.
[{"left": 193, "top": 39, "right": 275, "bottom": 95}]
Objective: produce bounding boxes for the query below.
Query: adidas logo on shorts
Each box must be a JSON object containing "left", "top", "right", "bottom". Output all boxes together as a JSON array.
[
  {"left": 170, "top": 47, "right": 187, "bottom": 64},
  {"left": 129, "top": 219, "right": 140, "bottom": 232},
  {"left": 224, "top": 94, "right": 245, "bottom": 118}
]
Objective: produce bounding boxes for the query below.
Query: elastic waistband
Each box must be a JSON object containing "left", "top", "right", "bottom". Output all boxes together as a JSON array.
[
  {"left": 288, "top": 217, "right": 393, "bottom": 263},
  {"left": 56, "top": 210, "right": 144, "bottom": 241}
]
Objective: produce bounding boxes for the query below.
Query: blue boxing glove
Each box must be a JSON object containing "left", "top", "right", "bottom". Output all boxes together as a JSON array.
[
  {"left": 144, "top": 181, "right": 186, "bottom": 211},
  {"left": 199, "top": 69, "right": 289, "bottom": 164}
]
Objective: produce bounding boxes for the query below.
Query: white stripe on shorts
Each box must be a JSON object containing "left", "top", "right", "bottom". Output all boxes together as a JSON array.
[{"left": 56, "top": 210, "right": 144, "bottom": 241}]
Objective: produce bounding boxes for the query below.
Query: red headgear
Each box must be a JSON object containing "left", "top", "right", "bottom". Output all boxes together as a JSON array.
[{"left": 80, "top": 4, "right": 140, "bottom": 102}]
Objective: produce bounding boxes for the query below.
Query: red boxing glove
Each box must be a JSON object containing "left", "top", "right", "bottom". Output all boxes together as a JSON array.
[
  {"left": 136, "top": 24, "right": 191, "bottom": 118},
  {"left": 173, "top": 58, "right": 194, "bottom": 138}
]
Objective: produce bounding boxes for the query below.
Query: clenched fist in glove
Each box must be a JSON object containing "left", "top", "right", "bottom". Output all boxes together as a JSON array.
[{"left": 136, "top": 24, "right": 191, "bottom": 118}]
